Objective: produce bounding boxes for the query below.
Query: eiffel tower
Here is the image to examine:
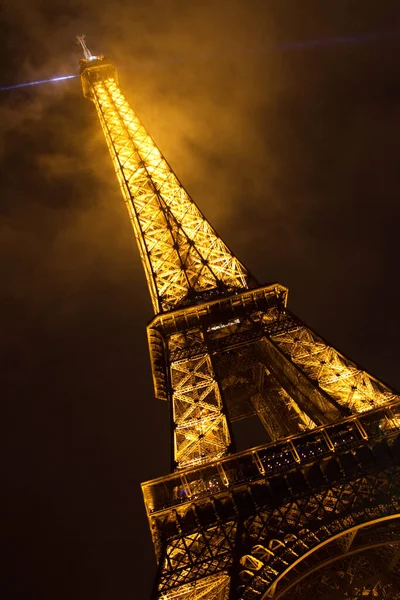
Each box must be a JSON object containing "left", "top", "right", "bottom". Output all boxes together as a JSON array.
[{"left": 78, "top": 37, "right": 400, "bottom": 599}]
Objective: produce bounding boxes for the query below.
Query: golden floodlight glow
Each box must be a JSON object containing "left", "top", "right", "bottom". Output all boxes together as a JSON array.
[
  {"left": 88, "top": 75, "right": 249, "bottom": 314},
  {"left": 80, "top": 57, "right": 399, "bottom": 472},
  {"left": 80, "top": 51, "right": 400, "bottom": 600},
  {"left": 81, "top": 62, "right": 236, "bottom": 468},
  {"left": 268, "top": 321, "right": 398, "bottom": 413}
]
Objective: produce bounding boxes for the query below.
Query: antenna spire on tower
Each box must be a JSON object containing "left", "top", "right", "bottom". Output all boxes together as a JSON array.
[{"left": 76, "top": 34, "right": 93, "bottom": 60}]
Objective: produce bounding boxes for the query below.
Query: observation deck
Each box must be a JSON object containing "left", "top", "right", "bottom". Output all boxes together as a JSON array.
[{"left": 142, "top": 398, "right": 400, "bottom": 557}]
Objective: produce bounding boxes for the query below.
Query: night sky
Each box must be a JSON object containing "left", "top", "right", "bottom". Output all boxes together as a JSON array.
[{"left": 2, "top": 1, "right": 400, "bottom": 598}]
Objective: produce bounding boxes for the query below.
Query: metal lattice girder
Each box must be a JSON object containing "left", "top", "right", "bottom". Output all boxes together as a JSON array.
[
  {"left": 265, "top": 312, "right": 399, "bottom": 416},
  {"left": 146, "top": 429, "right": 400, "bottom": 599},
  {"left": 157, "top": 521, "right": 236, "bottom": 595},
  {"left": 170, "top": 344, "right": 231, "bottom": 469},
  {"left": 158, "top": 573, "right": 230, "bottom": 599},
  {"left": 81, "top": 65, "right": 250, "bottom": 313}
]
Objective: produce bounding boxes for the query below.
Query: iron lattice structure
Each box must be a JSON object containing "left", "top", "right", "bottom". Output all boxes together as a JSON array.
[{"left": 79, "top": 45, "right": 400, "bottom": 600}]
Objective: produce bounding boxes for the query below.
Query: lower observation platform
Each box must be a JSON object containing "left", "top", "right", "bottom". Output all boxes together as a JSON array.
[
  {"left": 147, "top": 283, "right": 289, "bottom": 402},
  {"left": 142, "top": 398, "right": 400, "bottom": 558}
]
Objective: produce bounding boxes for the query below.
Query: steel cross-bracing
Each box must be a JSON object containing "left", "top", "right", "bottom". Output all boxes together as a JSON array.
[
  {"left": 81, "top": 60, "right": 250, "bottom": 315},
  {"left": 79, "top": 47, "right": 400, "bottom": 600}
]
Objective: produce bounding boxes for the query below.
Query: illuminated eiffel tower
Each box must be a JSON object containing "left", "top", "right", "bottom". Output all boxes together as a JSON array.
[{"left": 78, "top": 37, "right": 400, "bottom": 599}]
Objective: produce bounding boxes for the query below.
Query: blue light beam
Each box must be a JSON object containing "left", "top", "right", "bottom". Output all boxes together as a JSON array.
[
  {"left": 0, "top": 74, "right": 77, "bottom": 92},
  {"left": 2, "top": 28, "right": 400, "bottom": 92}
]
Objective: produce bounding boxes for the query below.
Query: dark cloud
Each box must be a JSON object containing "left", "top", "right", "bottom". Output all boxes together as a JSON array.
[{"left": 1, "top": 1, "right": 400, "bottom": 598}]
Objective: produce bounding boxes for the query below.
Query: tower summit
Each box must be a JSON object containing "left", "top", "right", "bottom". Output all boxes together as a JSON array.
[{"left": 79, "top": 40, "right": 400, "bottom": 599}]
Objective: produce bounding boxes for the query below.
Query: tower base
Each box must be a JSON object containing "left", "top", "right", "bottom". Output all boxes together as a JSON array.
[{"left": 142, "top": 400, "right": 400, "bottom": 599}]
